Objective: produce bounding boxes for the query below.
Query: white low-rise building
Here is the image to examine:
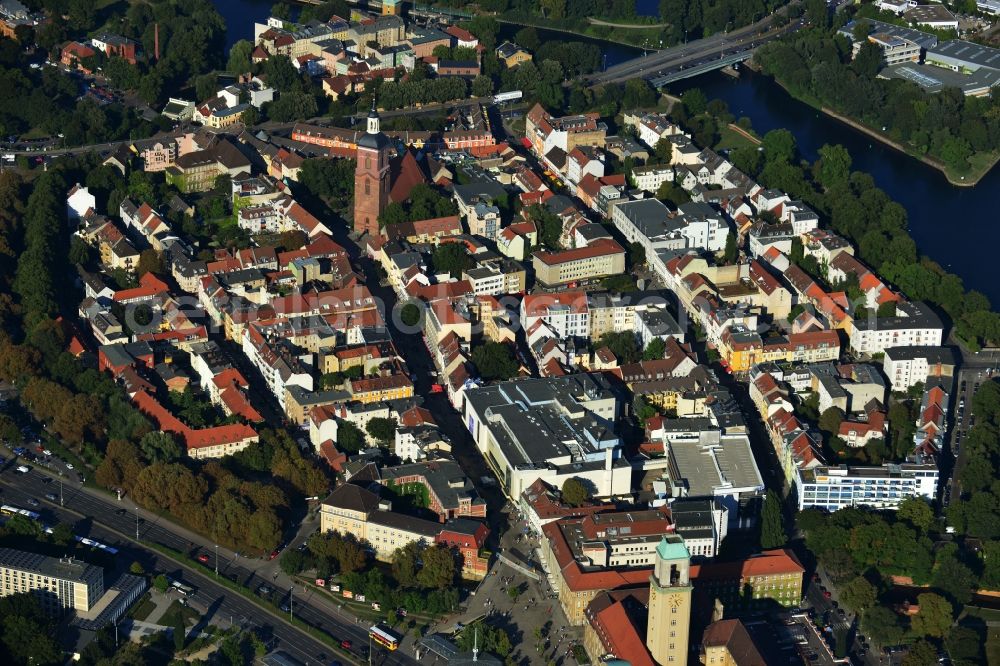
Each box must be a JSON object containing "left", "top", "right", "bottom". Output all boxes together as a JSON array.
[{"left": 796, "top": 463, "right": 939, "bottom": 512}]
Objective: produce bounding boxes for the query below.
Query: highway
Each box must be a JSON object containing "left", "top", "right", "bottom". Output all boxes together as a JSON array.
[
  {"left": 582, "top": 9, "right": 804, "bottom": 87},
  {"left": 0, "top": 467, "right": 417, "bottom": 666}
]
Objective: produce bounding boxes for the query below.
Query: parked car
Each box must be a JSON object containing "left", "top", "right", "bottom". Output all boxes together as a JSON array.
[
  {"left": 196, "top": 553, "right": 210, "bottom": 564},
  {"left": 45, "top": 493, "right": 57, "bottom": 501}
]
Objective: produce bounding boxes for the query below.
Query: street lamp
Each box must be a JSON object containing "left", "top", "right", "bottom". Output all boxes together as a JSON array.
[
  {"left": 289, "top": 584, "right": 294, "bottom": 622},
  {"left": 135, "top": 506, "right": 139, "bottom": 540},
  {"left": 215, "top": 544, "right": 219, "bottom": 577}
]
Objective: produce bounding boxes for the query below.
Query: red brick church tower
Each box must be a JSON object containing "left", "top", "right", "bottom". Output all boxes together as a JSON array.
[{"left": 353, "top": 100, "right": 391, "bottom": 236}]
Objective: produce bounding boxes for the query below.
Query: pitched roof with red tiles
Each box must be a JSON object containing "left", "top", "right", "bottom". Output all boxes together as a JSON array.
[
  {"left": 399, "top": 406, "right": 436, "bottom": 428},
  {"left": 589, "top": 597, "right": 656, "bottom": 666},
  {"left": 388, "top": 150, "right": 429, "bottom": 204},
  {"left": 113, "top": 273, "right": 170, "bottom": 302},
  {"left": 532, "top": 238, "right": 624, "bottom": 266},
  {"left": 522, "top": 291, "right": 588, "bottom": 317}
]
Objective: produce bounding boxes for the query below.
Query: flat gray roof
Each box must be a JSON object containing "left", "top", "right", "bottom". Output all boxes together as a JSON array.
[
  {"left": 668, "top": 435, "right": 763, "bottom": 496},
  {"left": 841, "top": 19, "right": 938, "bottom": 50},
  {"left": 0, "top": 548, "right": 102, "bottom": 583},
  {"left": 928, "top": 39, "right": 1000, "bottom": 71}
]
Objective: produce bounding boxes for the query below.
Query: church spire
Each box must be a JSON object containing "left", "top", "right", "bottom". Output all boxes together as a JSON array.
[{"left": 367, "top": 95, "right": 380, "bottom": 135}]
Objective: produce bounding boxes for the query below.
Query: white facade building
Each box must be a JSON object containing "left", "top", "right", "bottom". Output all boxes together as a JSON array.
[{"left": 796, "top": 463, "right": 939, "bottom": 511}]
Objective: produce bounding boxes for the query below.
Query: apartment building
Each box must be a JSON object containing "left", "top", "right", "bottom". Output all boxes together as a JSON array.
[
  {"left": 0, "top": 548, "right": 104, "bottom": 614},
  {"left": 796, "top": 463, "right": 939, "bottom": 511},
  {"left": 849, "top": 302, "right": 944, "bottom": 355},
  {"left": 882, "top": 345, "right": 956, "bottom": 392}
]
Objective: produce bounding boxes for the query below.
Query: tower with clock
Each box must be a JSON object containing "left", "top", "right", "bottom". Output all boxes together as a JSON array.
[{"left": 646, "top": 535, "right": 693, "bottom": 665}]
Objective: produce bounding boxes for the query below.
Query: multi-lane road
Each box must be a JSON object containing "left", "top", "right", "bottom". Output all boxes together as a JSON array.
[
  {"left": 0, "top": 466, "right": 417, "bottom": 666},
  {"left": 582, "top": 12, "right": 804, "bottom": 87}
]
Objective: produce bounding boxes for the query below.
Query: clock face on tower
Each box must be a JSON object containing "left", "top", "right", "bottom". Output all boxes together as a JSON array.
[{"left": 669, "top": 594, "right": 685, "bottom": 608}]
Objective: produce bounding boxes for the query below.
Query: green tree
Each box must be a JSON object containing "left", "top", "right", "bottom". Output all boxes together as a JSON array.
[
  {"left": 681, "top": 88, "right": 707, "bottom": 116},
  {"left": 655, "top": 180, "right": 691, "bottom": 207},
  {"left": 598, "top": 331, "right": 640, "bottom": 363},
  {"left": 643, "top": 338, "right": 666, "bottom": 361},
  {"left": 910, "top": 593, "right": 954, "bottom": 638},
  {"left": 816, "top": 144, "right": 852, "bottom": 187},
  {"left": 861, "top": 605, "right": 904, "bottom": 647},
  {"left": 366, "top": 417, "right": 397, "bottom": 444},
  {"left": 628, "top": 241, "right": 646, "bottom": 267},
  {"left": 761, "top": 128, "right": 797, "bottom": 164},
  {"left": 280, "top": 549, "right": 305, "bottom": 576},
  {"left": 417, "top": 544, "right": 456, "bottom": 589},
  {"left": 431, "top": 243, "right": 473, "bottom": 279},
  {"left": 471, "top": 75, "right": 494, "bottom": 97},
  {"left": 902, "top": 640, "right": 939, "bottom": 666},
  {"left": 651, "top": 137, "right": 674, "bottom": 165},
  {"left": 337, "top": 421, "right": 366, "bottom": 453},
  {"left": 760, "top": 492, "right": 786, "bottom": 549},
  {"left": 471, "top": 342, "right": 519, "bottom": 381},
  {"left": 944, "top": 625, "right": 982, "bottom": 664},
  {"left": 722, "top": 231, "right": 738, "bottom": 263},
  {"left": 897, "top": 497, "right": 935, "bottom": 532},
  {"left": 392, "top": 543, "right": 419, "bottom": 587},
  {"left": 400, "top": 303, "right": 421, "bottom": 327},
  {"left": 153, "top": 574, "right": 170, "bottom": 592},
  {"left": 228, "top": 39, "right": 254, "bottom": 74},
  {"left": 841, "top": 576, "right": 877, "bottom": 613},
  {"left": 561, "top": 477, "right": 589, "bottom": 507},
  {"left": 818, "top": 407, "right": 845, "bottom": 434},
  {"left": 138, "top": 431, "right": 183, "bottom": 463}
]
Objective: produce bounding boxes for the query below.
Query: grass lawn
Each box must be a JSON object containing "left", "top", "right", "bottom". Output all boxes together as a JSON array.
[
  {"left": 128, "top": 593, "right": 156, "bottom": 621},
  {"left": 944, "top": 149, "right": 1000, "bottom": 186},
  {"left": 715, "top": 125, "right": 760, "bottom": 152},
  {"left": 160, "top": 599, "right": 200, "bottom": 629}
]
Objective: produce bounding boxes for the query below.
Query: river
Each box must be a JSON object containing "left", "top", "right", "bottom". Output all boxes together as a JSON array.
[{"left": 209, "top": 0, "right": 998, "bottom": 303}]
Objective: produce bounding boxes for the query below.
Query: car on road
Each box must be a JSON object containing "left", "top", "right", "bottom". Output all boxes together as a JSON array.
[
  {"left": 26, "top": 498, "right": 39, "bottom": 506},
  {"left": 823, "top": 590, "right": 832, "bottom": 599},
  {"left": 196, "top": 553, "right": 210, "bottom": 564},
  {"left": 115, "top": 508, "right": 126, "bottom": 516},
  {"left": 15, "top": 465, "right": 30, "bottom": 474},
  {"left": 340, "top": 639, "right": 352, "bottom": 650},
  {"left": 65, "top": 463, "right": 74, "bottom": 470},
  {"left": 268, "top": 548, "right": 281, "bottom": 560},
  {"left": 44, "top": 493, "right": 57, "bottom": 501},
  {"left": 257, "top": 584, "right": 273, "bottom": 597},
  {"left": 39, "top": 476, "right": 51, "bottom": 484},
  {"left": 42, "top": 449, "right": 51, "bottom": 456}
]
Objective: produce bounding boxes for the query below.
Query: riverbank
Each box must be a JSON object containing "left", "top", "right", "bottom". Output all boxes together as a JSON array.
[
  {"left": 496, "top": 16, "right": 666, "bottom": 51},
  {"left": 819, "top": 107, "right": 998, "bottom": 188},
  {"left": 761, "top": 69, "right": 998, "bottom": 187}
]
